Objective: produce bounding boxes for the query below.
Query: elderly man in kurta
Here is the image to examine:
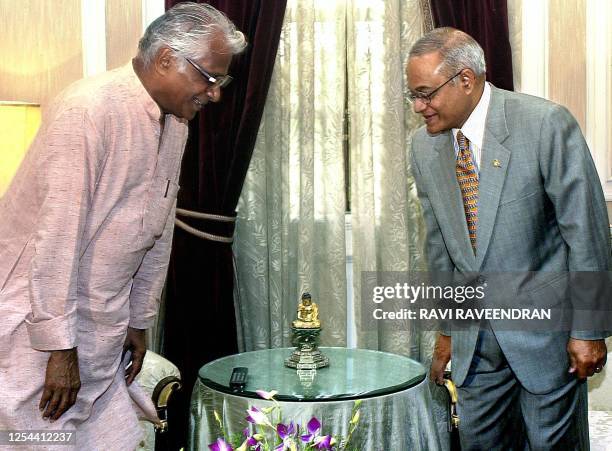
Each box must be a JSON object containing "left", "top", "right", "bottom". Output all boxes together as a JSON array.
[{"left": 0, "top": 3, "right": 245, "bottom": 449}]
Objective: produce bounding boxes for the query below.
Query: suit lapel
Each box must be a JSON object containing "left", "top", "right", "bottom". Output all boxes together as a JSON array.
[
  {"left": 425, "top": 132, "right": 477, "bottom": 270},
  {"left": 475, "top": 87, "right": 511, "bottom": 268}
]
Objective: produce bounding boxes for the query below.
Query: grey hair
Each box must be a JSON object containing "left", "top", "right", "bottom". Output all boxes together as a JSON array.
[
  {"left": 409, "top": 27, "right": 486, "bottom": 78},
  {"left": 138, "top": 2, "right": 247, "bottom": 67}
]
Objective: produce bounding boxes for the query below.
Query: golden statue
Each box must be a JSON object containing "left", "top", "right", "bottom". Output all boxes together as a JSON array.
[{"left": 292, "top": 293, "right": 320, "bottom": 329}]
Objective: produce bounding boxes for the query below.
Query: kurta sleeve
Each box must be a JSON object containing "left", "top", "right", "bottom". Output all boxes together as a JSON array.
[
  {"left": 128, "top": 203, "right": 176, "bottom": 329},
  {"left": 25, "top": 108, "right": 101, "bottom": 351}
]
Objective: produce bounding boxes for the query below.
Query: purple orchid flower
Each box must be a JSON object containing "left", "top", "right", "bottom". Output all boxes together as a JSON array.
[
  {"left": 313, "top": 435, "right": 334, "bottom": 449},
  {"left": 277, "top": 422, "right": 296, "bottom": 439},
  {"left": 208, "top": 437, "right": 233, "bottom": 451},
  {"left": 246, "top": 406, "right": 272, "bottom": 427},
  {"left": 274, "top": 421, "right": 298, "bottom": 451},
  {"left": 300, "top": 416, "right": 321, "bottom": 442},
  {"left": 299, "top": 417, "right": 334, "bottom": 449}
]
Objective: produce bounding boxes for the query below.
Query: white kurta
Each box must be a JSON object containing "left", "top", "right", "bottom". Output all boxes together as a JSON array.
[{"left": 0, "top": 63, "right": 188, "bottom": 450}]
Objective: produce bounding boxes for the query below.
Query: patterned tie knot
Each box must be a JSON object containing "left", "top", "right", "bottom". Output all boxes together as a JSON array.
[
  {"left": 456, "top": 131, "right": 471, "bottom": 170},
  {"left": 457, "top": 130, "right": 468, "bottom": 151}
]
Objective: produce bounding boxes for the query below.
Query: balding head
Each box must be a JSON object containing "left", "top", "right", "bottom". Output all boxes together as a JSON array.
[{"left": 409, "top": 27, "right": 486, "bottom": 80}]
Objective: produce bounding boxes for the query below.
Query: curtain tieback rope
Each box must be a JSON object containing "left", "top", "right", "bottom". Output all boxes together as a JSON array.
[
  {"left": 174, "top": 208, "right": 236, "bottom": 243},
  {"left": 175, "top": 208, "right": 236, "bottom": 222}
]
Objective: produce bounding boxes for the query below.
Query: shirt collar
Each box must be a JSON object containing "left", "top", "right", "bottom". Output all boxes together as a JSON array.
[{"left": 452, "top": 82, "right": 491, "bottom": 149}]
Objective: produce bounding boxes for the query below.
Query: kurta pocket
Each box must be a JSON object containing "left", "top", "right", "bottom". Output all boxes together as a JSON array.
[{"left": 142, "top": 175, "right": 179, "bottom": 239}]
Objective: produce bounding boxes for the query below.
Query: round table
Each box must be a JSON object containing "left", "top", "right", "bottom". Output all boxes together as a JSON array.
[{"left": 189, "top": 347, "right": 450, "bottom": 450}]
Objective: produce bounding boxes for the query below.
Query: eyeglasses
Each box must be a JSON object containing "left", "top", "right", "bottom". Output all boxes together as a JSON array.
[
  {"left": 183, "top": 56, "right": 233, "bottom": 89},
  {"left": 168, "top": 46, "right": 233, "bottom": 88},
  {"left": 407, "top": 70, "right": 464, "bottom": 105}
]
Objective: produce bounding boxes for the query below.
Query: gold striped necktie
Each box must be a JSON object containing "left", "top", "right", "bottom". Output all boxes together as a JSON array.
[{"left": 455, "top": 130, "right": 478, "bottom": 252}]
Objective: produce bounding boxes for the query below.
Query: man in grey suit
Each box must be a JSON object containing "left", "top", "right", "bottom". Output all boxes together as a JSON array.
[{"left": 407, "top": 28, "right": 611, "bottom": 449}]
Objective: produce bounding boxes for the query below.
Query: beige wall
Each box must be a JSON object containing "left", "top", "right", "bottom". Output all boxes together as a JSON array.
[
  {"left": 0, "top": 0, "right": 84, "bottom": 106},
  {"left": 548, "top": 0, "right": 586, "bottom": 131},
  {"left": 106, "top": 0, "right": 142, "bottom": 70},
  {"left": 0, "top": 0, "right": 144, "bottom": 108},
  {"left": 511, "top": 0, "right": 588, "bottom": 135}
]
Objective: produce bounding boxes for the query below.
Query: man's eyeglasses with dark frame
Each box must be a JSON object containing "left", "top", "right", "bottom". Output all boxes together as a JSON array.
[
  {"left": 408, "top": 70, "right": 464, "bottom": 105},
  {"left": 169, "top": 47, "right": 233, "bottom": 89},
  {"left": 183, "top": 57, "right": 233, "bottom": 89}
]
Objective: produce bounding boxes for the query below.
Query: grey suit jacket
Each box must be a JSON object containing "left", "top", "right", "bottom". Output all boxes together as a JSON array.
[{"left": 410, "top": 86, "right": 611, "bottom": 394}]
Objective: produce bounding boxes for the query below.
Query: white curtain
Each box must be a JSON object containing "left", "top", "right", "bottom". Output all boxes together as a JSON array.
[
  {"left": 234, "top": 0, "right": 433, "bottom": 359},
  {"left": 347, "top": 0, "right": 433, "bottom": 358},
  {"left": 234, "top": 0, "right": 348, "bottom": 350}
]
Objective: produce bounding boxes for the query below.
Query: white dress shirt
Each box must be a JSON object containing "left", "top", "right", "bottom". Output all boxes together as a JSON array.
[{"left": 452, "top": 82, "right": 492, "bottom": 176}]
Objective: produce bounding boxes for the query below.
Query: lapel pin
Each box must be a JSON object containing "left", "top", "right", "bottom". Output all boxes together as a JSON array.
[{"left": 492, "top": 159, "right": 501, "bottom": 168}]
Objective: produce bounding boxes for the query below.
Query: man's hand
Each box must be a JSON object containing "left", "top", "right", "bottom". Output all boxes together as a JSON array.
[
  {"left": 40, "top": 348, "right": 81, "bottom": 421},
  {"left": 567, "top": 338, "right": 607, "bottom": 379},
  {"left": 123, "top": 327, "right": 146, "bottom": 386},
  {"left": 430, "top": 334, "right": 452, "bottom": 385}
]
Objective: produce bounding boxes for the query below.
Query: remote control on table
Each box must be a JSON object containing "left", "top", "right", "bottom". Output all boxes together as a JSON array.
[{"left": 229, "top": 367, "right": 248, "bottom": 392}]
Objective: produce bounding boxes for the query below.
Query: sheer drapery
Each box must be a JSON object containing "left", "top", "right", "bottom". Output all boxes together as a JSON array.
[
  {"left": 234, "top": 1, "right": 348, "bottom": 350},
  {"left": 234, "top": 0, "right": 432, "bottom": 359},
  {"left": 347, "top": 0, "right": 433, "bottom": 358}
]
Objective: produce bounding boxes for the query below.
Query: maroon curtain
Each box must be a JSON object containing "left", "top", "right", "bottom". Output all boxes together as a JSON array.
[
  {"left": 162, "top": 1, "right": 287, "bottom": 447},
  {"left": 430, "top": 0, "right": 514, "bottom": 91}
]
